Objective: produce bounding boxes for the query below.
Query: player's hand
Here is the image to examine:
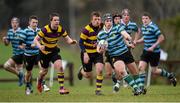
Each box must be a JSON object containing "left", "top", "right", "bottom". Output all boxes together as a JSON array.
[
  {"left": 125, "top": 35, "right": 132, "bottom": 41},
  {"left": 2, "top": 36, "right": 9, "bottom": 45},
  {"left": 83, "top": 52, "right": 89, "bottom": 64},
  {"left": 39, "top": 45, "right": 45, "bottom": 51},
  {"left": 31, "top": 43, "right": 36, "bottom": 48},
  {"left": 147, "top": 46, "right": 154, "bottom": 52},
  {"left": 2, "top": 36, "right": 7, "bottom": 41},
  {"left": 126, "top": 40, "right": 135, "bottom": 49},
  {"left": 128, "top": 43, "right": 135, "bottom": 49},
  {"left": 19, "top": 44, "right": 26, "bottom": 49},
  {"left": 70, "top": 40, "right": 77, "bottom": 44},
  {"left": 133, "top": 40, "right": 137, "bottom": 46},
  {"left": 97, "top": 46, "right": 106, "bottom": 54}
]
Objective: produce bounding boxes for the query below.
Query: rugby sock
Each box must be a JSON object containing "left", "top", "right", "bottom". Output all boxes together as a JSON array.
[
  {"left": 160, "top": 69, "right": 170, "bottom": 78},
  {"left": 112, "top": 72, "right": 117, "bottom": 84},
  {"left": 58, "top": 72, "right": 64, "bottom": 90},
  {"left": 133, "top": 75, "right": 141, "bottom": 87},
  {"left": 96, "top": 75, "right": 103, "bottom": 91},
  {"left": 117, "top": 80, "right": 121, "bottom": 84},
  {"left": 26, "top": 82, "right": 31, "bottom": 87},
  {"left": 139, "top": 73, "right": 146, "bottom": 88},
  {"left": 123, "top": 74, "right": 138, "bottom": 90},
  {"left": 42, "top": 80, "right": 46, "bottom": 85},
  {"left": 38, "top": 77, "right": 43, "bottom": 84}
]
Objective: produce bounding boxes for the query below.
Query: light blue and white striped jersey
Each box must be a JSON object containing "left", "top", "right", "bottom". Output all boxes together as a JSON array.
[
  {"left": 141, "top": 22, "right": 161, "bottom": 53},
  {"left": 121, "top": 20, "right": 138, "bottom": 36},
  {"left": 6, "top": 28, "right": 24, "bottom": 55},
  {"left": 98, "top": 24, "right": 128, "bottom": 57},
  {"left": 20, "top": 27, "right": 40, "bottom": 56}
]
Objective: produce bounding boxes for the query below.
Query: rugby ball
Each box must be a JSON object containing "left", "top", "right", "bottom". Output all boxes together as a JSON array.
[{"left": 98, "top": 40, "right": 108, "bottom": 49}]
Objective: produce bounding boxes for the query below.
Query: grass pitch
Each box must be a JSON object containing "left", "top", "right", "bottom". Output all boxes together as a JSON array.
[
  {"left": 0, "top": 81, "right": 179, "bottom": 102},
  {"left": 0, "top": 42, "right": 180, "bottom": 102}
]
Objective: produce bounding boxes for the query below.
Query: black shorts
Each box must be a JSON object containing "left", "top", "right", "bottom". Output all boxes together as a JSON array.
[
  {"left": 140, "top": 50, "right": 160, "bottom": 67},
  {"left": 81, "top": 52, "right": 104, "bottom": 72},
  {"left": 39, "top": 48, "right": 61, "bottom": 68},
  {"left": 24, "top": 55, "right": 39, "bottom": 71},
  {"left": 110, "top": 50, "right": 135, "bottom": 65},
  {"left": 11, "top": 54, "right": 24, "bottom": 64},
  {"left": 105, "top": 51, "right": 114, "bottom": 68}
]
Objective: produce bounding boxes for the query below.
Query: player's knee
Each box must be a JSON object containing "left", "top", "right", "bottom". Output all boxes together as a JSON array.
[
  {"left": 151, "top": 68, "right": 159, "bottom": 74},
  {"left": 86, "top": 75, "right": 92, "bottom": 78},
  {"left": 26, "top": 71, "right": 32, "bottom": 76},
  {"left": 96, "top": 68, "right": 103, "bottom": 74},
  {"left": 54, "top": 64, "right": 63, "bottom": 71},
  {"left": 43, "top": 69, "right": 48, "bottom": 74},
  {"left": 84, "top": 73, "right": 92, "bottom": 78},
  {"left": 3, "top": 61, "right": 11, "bottom": 69},
  {"left": 40, "top": 69, "right": 48, "bottom": 76},
  {"left": 54, "top": 63, "right": 60, "bottom": 68},
  {"left": 26, "top": 70, "right": 32, "bottom": 74},
  {"left": 138, "top": 66, "right": 144, "bottom": 72}
]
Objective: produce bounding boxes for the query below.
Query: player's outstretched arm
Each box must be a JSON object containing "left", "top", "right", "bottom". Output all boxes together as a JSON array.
[
  {"left": 64, "top": 35, "right": 77, "bottom": 45},
  {"left": 121, "top": 30, "right": 132, "bottom": 41},
  {"left": 136, "top": 37, "right": 144, "bottom": 44},
  {"left": 124, "top": 38, "right": 135, "bottom": 48},
  {"left": 133, "top": 28, "right": 141, "bottom": 45},
  {"left": 33, "top": 35, "right": 45, "bottom": 51},
  {"left": 151, "top": 34, "right": 165, "bottom": 49}
]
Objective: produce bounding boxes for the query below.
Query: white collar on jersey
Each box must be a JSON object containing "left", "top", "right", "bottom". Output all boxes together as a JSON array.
[
  {"left": 28, "top": 26, "right": 38, "bottom": 32},
  {"left": 143, "top": 21, "right": 152, "bottom": 27},
  {"left": 103, "top": 25, "right": 112, "bottom": 33},
  {"left": 121, "top": 19, "right": 130, "bottom": 26},
  {"left": 12, "top": 27, "right": 21, "bottom": 33}
]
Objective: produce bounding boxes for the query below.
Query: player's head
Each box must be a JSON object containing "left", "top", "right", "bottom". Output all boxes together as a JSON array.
[
  {"left": 121, "top": 8, "right": 130, "bottom": 23},
  {"left": 90, "top": 11, "right": 101, "bottom": 27},
  {"left": 112, "top": 12, "right": 121, "bottom": 25},
  {"left": 142, "top": 12, "right": 152, "bottom": 26},
  {"left": 103, "top": 13, "right": 113, "bottom": 29},
  {"left": 29, "top": 15, "right": 38, "bottom": 30},
  {"left": 11, "top": 17, "right": 20, "bottom": 29},
  {"left": 49, "top": 12, "right": 60, "bottom": 29}
]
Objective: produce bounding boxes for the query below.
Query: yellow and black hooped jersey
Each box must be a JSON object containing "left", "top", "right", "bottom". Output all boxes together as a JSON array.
[
  {"left": 38, "top": 24, "right": 68, "bottom": 54},
  {"left": 79, "top": 23, "right": 101, "bottom": 53}
]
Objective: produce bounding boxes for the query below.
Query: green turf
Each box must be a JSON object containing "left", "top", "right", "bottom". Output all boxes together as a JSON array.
[
  {"left": 0, "top": 82, "right": 179, "bottom": 102},
  {"left": 1, "top": 41, "right": 180, "bottom": 102}
]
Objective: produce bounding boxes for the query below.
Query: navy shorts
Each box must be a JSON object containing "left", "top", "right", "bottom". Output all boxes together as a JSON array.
[
  {"left": 111, "top": 50, "right": 135, "bottom": 65},
  {"left": 11, "top": 54, "right": 24, "bottom": 64},
  {"left": 81, "top": 52, "right": 104, "bottom": 72},
  {"left": 39, "top": 48, "right": 61, "bottom": 68},
  {"left": 140, "top": 50, "right": 160, "bottom": 67}
]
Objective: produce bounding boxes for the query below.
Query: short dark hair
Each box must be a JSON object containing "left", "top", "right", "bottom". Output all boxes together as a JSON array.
[
  {"left": 112, "top": 12, "right": 122, "bottom": 19},
  {"left": 11, "top": 17, "right": 20, "bottom": 23},
  {"left": 91, "top": 11, "right": 101, "bottom": 19},
  {"left": 142, "top": 12, "right": 152, "bottom": 19},
  {"left": 29, "top": 15, "right": 38, "bottom": 21},
  {"left": 49, "top": 12, "right": 59, "bottom": 21}
]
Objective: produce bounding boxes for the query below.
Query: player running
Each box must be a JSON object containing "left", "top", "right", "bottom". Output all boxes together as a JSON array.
[
  {"left": 33, "top": 13, "right": 77, "bottom": 94},
  {"left": 136, "top": 12, "right": 177, "bottom": 94},
  {"left": 3, "top": 17, "right": 24, "bottom": 87}
]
